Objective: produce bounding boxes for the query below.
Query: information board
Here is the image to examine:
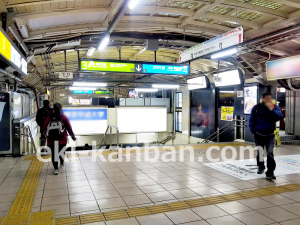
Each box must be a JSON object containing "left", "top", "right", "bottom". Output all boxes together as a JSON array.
[
  {"left": 73, "top": 90, "right": 114, "bottom": 95},
  {"left": 0, "top": 28, "right": 27, "bottom": 75},
  {"left": 63, "top": 108, "right": 108, "bottom": 134},
  {"left": 0, "top": 92, "right": 10, "bottom": 151},
  {"left": 79, "top": 59, "right": 190, "bottom": 76}
]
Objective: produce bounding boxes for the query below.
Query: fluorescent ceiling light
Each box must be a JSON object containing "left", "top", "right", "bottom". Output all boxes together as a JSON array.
[
  {"left": 86, "top": 47, "right": 96, "bottom": 56},
  {"left": 128, "top": 0, "right": 140, "bottom": 9},
  {"left": 69, "top": 87, "right": 97, "bottom": 91},
  {"left": 152, "top": 84, "right": 179, "bottom": 89},
  {"left": 73, "top": 82, "right": 107, "bottom": 87},
  {"left": 98, "top": 35, "right": 110, "bottom": 51},
  {"left": 211, "top": 48, "right": 237, "bottom": 59},
  {"left": 135, "top": 88, "right": 158, "bottom": 92},
  {"left": 187, "top": 76, "right": 207, "bottom": 90},
  {"left": 220, "top": 91, "right": 235, "bottom": 93}
]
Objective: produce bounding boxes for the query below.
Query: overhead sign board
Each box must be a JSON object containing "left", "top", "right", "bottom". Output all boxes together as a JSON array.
[
  {"left": 59, "top": 72, "right": 73, "bottom": 79},
  {"left": 267, "top": 55, "right": 300, "bottom": 81},
  {"left": 179, "top": 26, "right": 243, "bottom": 63},
  {"left": 0, "top": 28, "right": 27, "bottom": 75},
  {"left": 79, "top": 59, "right": 190, "bottom": 76},
  {"left": 73, "top": 90, "right": 114, "bottom": 95}
]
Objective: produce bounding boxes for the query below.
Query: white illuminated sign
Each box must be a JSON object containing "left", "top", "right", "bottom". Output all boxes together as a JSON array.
[
  {"left": 214, "top": 70, "right": 241, "bottom": 87},
  {"left": 21, "top": 58, "right": 27, "bottom": 75},
  {"left": 187, "top": 76, "right": 207, "bottom": 90},
  {"left": 117, "top": 107, "right": 167, "bottom": 133},
  {"left": 11, "top": 46, "right": 21, "bottom": 68}
]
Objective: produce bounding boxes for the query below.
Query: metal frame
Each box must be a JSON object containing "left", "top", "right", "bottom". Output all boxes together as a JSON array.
[
  {"left": 100, "top": 124, "right": 120, "bottom": 150},
  {"left": 202, "top": 118, "right": 246, "bottom": 143}
]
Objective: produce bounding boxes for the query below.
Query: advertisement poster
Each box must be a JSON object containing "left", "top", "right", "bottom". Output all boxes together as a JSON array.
[
  {"left": 0, "top": 92, "right": 10, "bottom": 151},
  {"left": 205, "top": 154, "right": 300, "bottom": 180},
  {"left": 221, "top": 106, "right": 234, "bottom": 121},
  {"left": 244, "top": 86, "right": 258, "bottom": 114},
  {"left": 63, "top": 108, "right": 108, "bottom": 134}
]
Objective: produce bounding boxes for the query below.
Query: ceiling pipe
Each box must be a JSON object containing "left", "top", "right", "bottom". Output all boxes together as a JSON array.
[
  {"left": 0, "top": 68, "right": 23, "bottom": 82},
  {"left": 244, "top": 23, "right": 300, "bottom": 46},
  {"left": 98, "top": 0, "right": 131, "bottom": 49},
  {"left": 8, "top": 23, "right": 29, "bottom": 56}
]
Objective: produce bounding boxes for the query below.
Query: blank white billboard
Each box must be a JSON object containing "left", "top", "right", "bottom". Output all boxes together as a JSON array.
[{"left": 117, "top": 107, "right": 167, "bottom": 133}]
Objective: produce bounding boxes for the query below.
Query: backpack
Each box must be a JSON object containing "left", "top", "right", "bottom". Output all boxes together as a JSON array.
[{"left": 45, "top": 116, "right": 65, "bottom": 141}]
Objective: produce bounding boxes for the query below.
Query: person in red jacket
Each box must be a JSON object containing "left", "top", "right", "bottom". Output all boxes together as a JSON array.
[{"left": 43, "top": 103, "right": 76, "bottom": 175}]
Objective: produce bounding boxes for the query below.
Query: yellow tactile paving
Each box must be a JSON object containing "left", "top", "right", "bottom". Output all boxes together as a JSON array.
[
  {"left": 55, "top": 216, "right": 80, "bottom": 225},
  {"left": 147, "top": 204, "right": 171, "bottom": 214},
  {"left": 4, "top": 143, "right": 300, "bottom": 224},
  {"left": 7, "top": 157, "right": 43, "bottom": 216},
  {"left": 103, "top": 210, "right": 129, "bottom": 220},
  {"left": 167, "top": 201, "right": 191, "bottom": 210},
  {"left": 126, "top": 207, "right": 151, "bottom": 217},
  {"left": 80, "top": 213, "right": 105, "bottom": 224}
]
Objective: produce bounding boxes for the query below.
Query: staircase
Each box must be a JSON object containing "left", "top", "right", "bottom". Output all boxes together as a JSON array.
[{"left": 280, "top": 134, "right": 300, "bottom": 145}]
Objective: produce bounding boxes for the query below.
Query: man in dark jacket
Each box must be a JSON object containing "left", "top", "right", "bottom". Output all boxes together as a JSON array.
[
  {"left": 249, "top": 92, "right": 283, "bottom": 180},
  {"left": 36, "top": 100, "right": 52, "bottom": 146}
]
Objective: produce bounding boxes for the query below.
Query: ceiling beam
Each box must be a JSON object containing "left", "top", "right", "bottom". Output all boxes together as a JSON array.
[
  {"left": 206, "top": 12, "right": 262, "bottom": 29},
  {"left": 222, "top": 0, "right": 288, "bottom": 19},
  {"left": 181, "top": 0, "right": 226, "bottom": 26},
  {"left": 271, "top": 0, "right": 300, "bottom": 9},
  {"left": 0, "top": 0, "right": 7, "bottom": 13},
  {"left": 5, "top": 0, "right": 77, "bottom": 8},
  {"left": 103, "top": 0, "right": 125, "bottom": 26},
  {"left": 132, "top": 6, "right": 193, "bottom": 17},
  {"left": 158, "top": 0, "right": 169, "bottom": 6}
]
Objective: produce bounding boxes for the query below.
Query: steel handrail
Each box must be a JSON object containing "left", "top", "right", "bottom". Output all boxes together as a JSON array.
[
  {"left": 100, "top": 125, "right": 120, "bottom": 150},
  {"left": 201, "top": 119, "right": 246, "bottom": 143}
]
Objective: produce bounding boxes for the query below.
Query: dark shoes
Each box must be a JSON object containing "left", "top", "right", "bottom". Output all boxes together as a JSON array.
[
  {"left": 266, "top": 172, "right": 276, "bottom": 180},
  {"left": 257, "top": 168, "right": 265, "bottom": 174}
]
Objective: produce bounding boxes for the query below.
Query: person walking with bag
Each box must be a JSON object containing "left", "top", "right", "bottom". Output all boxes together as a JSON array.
[{"left": 43, "top": 103, "right": 76, "bottom": 175}]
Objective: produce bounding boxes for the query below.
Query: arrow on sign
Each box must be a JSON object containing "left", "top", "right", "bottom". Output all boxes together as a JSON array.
[{"left": 136, "top": 65, "right": 142, "bottom": 72}]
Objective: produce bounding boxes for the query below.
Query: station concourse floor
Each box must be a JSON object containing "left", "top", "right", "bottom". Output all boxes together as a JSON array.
[{"left": 1, "top": 143, "right": 300, "bottom": 224}]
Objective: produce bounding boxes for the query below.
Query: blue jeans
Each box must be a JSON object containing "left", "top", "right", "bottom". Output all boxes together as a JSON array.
[{"left": 255, "top": 134, "right": 276, "bottom": 174}]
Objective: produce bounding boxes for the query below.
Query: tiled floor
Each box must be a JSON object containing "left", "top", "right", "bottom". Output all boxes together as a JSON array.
[
  {"left": 1, "top": 144, "right": 300, "bottom": 224},
  {"left": 0, "top": 157, "right": 31, "bottom": 217}
]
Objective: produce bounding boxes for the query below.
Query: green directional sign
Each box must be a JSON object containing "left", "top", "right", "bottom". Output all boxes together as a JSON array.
[
  {"left": 81, "top": 60, "right": 135, "bottom": 73},
  {"left": 79, "top": 59, "right": 190, "bottom": 76},
  {"left": 95, "top": 90, "right": 114, "bottom": 95}
]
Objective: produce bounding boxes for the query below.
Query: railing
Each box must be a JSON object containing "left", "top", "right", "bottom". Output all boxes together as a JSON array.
[
  {"left": 15, "top": 125, "right": 37, "bottom": 154},
  {"left": 201, "top": 117, "right": 245, "bottom": 144},
  {"left": 100, "top": 125, "right": 120, "bottom": 150}
]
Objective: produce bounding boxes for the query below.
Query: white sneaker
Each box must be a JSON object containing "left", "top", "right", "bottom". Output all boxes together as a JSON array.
[
  {"left": 53, "top": 170, "right": 59, "bottom": 175},
  {"left": 59, "top": 163, "right": 64, "bottom": 169}
]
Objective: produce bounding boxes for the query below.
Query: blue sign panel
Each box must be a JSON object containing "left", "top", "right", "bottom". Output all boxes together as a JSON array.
[
  {"left": 63, "top": 109, "right": 107, "bottom": 121},
  {"left": 143, "top": 64, "right": 189, "bottom": 75},
  {"left": 73, "top": 90, "right": 94, "bottom": 94}
]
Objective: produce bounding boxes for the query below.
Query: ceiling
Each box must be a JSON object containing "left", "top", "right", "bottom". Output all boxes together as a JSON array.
[{"left": 1, "top": 0, "right": 300, "bottom": 103}]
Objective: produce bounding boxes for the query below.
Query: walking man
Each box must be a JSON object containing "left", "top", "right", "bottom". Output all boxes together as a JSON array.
[
  {"left": 36, "top": 100, "right": 52, "bottom": 146},
  {"left": 249, "top": 92, "right": 283, "bottom": 180}
]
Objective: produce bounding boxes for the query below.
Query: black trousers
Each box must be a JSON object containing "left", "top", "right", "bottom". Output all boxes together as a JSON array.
[
  {"left": 255, "top": 134, "right": 276, "bottom": 174},
  {"left": 49, "top": 144, "right": 66, "bottom": 170}
]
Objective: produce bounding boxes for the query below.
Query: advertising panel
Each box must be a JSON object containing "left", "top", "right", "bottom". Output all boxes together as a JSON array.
[
  {"left": 244, "top": 86, "right": 258, "bottom": 114},
  {"left": 0, "top": 28, "right": 27, "bottom": 75},
  {"left": 79, "top": 59, "right": 190, "bottom": 76},
  {"left": 0, "top": 92, "right": 10, "bottom": 151},
  {"left": 71, "top": 99, "right": 91, "bottom": 106},
  {"left": 180, "top": 26, "right": 243, "bottom": 62},
  {"left": 73, "top": 90, "right": 114, "bottom": 95},
  {"left": 221, "top": 106, "right": 234, "bottom": 121},
  {"left": 63, "top": 108, "right": 108, "bottom": 134},
  {"left": 267, "top": 55, "right": 300, "bottom": 80},
  {"left": 117, "top": 107, "right": 167, "bottom": 133}
]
